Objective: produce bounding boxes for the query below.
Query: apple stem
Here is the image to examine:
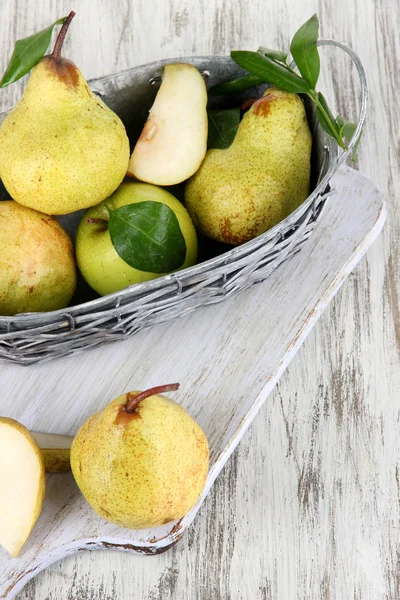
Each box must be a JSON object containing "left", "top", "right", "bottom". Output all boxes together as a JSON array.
[
  {"left": 51, "top": 11, "right": 75, "bottom": 60},
  {"left": 86, "top": 217, "right": 108, "bottom": 225},
  {"left": 124, "top": 383, "right": 180, "bottom": 413}
]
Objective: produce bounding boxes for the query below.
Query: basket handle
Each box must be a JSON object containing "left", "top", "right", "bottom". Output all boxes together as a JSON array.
[{"left": 316, "top": 39, "right": 368, "bottom": 165}]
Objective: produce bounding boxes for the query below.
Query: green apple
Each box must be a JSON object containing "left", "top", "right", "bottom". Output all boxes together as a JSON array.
[{"left": 76, "top": 182, "right": 198, "bottom": 296}]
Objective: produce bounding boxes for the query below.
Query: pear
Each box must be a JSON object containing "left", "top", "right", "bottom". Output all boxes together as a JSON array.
[
  {"left": 185, "top": 87, "right": 312, "bottom": 244},
  {"left": 71, "top": 384, "right": 209, "bottom": 529},
  {"left": 127, "top": 63, "right": 208, "bottom": 185},
  {"left": 31, "top": 431, "right": 73, "bottom": 473},
  {"left": 0, "top": 417, "right": 45, "bottom": 557},
  {"left": 0, "top": 13, "right": 129, "bottom": 215},
  {"left": 76, "top": 182, "right": 198, "bottom": 296},
  {"left": 0, "top": 201, "right": 76, "bottom": 315}
]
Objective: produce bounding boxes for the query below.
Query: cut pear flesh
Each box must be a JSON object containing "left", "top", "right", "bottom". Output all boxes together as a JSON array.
[
  {"left": 0, "top": 418, "right": 45, "bottom": 557},
  {"left": 128, "top": 63, "right": 208, "bottom": 185},
  {"left": 32, "top": 432, "right": 73, "bottom": 473}
]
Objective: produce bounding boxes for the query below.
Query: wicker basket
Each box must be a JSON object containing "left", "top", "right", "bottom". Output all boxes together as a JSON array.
[{"left": 0, "top": 41, "right": 367, "bottom": 365}]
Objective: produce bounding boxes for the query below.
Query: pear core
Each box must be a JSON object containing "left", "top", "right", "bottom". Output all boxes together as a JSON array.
[
  {"left": 128, "top": 63, "right": 208, "bottom": 185},
  {"left": 71, "top": 388, "right": 209, "bottom": 529}
]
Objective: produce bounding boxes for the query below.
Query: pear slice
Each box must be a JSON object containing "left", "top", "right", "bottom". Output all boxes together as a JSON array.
[
  {"left": 31, "top": 432, "right": 73, "bottom": 473},
  {"left": 128, "top": 63, "right": 208, "bottom": 185},
  {"left": 0, "top": 418, "right": 45, "bottom": 557}
]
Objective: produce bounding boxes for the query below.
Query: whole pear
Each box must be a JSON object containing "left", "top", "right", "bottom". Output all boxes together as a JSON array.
[
  {"left": 71, "top": 384, "right": 209, "bottom": 529},
  {"left": 0, "top": 417, "right": 45, "bottom": 557},
  {"left": 0, "top": 13, "right": 129, "bottom": 215},
  {"left": 185, "top": 87, "right": 312, "bottom": 244},
  {"left": 0, "top": 201, "right": 76, "bottom": 315}
]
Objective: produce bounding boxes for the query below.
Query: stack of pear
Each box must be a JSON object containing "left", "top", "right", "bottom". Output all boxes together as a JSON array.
[
  {"left": 185, "top": 87, "right": 312, "bottom": 245},
  {"left": 0, "top": 13, "right": 130, "bottom": 215}
]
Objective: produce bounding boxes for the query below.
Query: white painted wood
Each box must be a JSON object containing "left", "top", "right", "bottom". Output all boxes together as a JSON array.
[
  {"left": 0, "top": 0, "right": 396, "bottom": 598},
  {"left": 0, "top": 167, "right": 385, "bottom": 599}
]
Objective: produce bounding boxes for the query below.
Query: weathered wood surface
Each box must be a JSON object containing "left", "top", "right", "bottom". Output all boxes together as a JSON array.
[{"left": 0, "top": 0, "right": 396, "bottom": 598}]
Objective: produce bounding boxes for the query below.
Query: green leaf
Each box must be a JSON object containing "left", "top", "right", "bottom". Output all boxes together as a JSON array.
[
  {"left": 315, "top": 91, "right": 342, "bottom": 138},
  {"left": 290, "top": 14, "right": 320, "bottom": 89},
  {"left": 336, "top": 116, "right": 355, "bottom": 140},
  {"left": 0, "top": 17, "right": 67, "bottom": 88},
  {"left": 209, "top": 73, "right": 264, "bottom": 95},
  {"left": 108, "top": 202, "right": 187, "bottom": 274},
  {"left": 336, "top": 116, "right": 361, "bottom": 160},
  {"left": 231, "top": 50, "right": 310, "bottom": 94},
  {"left": 207, "top": 108, "right": 240, "bottom": 149},
  {"left": 257, "top": 46, "right": 288, "bottom": 64}
]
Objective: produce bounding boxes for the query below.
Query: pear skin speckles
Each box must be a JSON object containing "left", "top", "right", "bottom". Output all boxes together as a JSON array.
[
  {"left": 0, "top": 59, "right": 130, "bottom": 215},
  {"left": 0, "top": 201, "right": 76, "bottom": 315},
  {"left": 185, "top": 87, "right": 312, "bottom": 245},
  {"left": 71, "top": 393, "right": 209, "bottom": 529}
]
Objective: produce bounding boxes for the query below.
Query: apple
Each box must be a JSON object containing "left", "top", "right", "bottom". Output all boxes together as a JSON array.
[{"left": 76, "top": 182, "right": 198, "bottom": 296}]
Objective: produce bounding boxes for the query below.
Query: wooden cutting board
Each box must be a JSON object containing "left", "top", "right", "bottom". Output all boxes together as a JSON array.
[{"left": 0, "top": 166, "right": 385, "bottom": 599}]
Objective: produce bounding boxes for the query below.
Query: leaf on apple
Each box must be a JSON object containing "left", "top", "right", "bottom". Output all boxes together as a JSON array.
[{"left": 108, "top": 201, "right": 187, "bottom": 274}]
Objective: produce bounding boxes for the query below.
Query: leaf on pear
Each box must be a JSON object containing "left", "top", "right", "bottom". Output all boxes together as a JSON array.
[
  {"left": 0, "top": 16, "right": 67, "bottom": 88},
  {"left": 207, "top": 108, "right": 240, "bottom": 149},
  {"left": 108, "top": 201, "right": 187, "bottom": 274}
]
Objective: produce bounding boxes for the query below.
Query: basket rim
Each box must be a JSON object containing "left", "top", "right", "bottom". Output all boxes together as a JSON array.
[{"left": 0, "top": 48, "right": 364, "bottom": 326}]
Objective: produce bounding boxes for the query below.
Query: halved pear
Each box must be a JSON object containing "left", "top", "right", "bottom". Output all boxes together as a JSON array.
[
  {"left": 0, "top": 418, "right": 45, "bottom": 557},
  {"left": 128, "top": 63, "right": 208, "bottom": 185},
  {"left": 32, "top": 432, "right": 73, "bottom": 473}
]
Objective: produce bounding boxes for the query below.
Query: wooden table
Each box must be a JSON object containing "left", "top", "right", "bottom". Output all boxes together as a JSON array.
[{"left": 0, "top": 0, "right": 398, "bottom": 598}]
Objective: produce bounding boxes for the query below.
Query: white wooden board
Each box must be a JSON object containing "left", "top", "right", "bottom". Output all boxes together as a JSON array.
[{"left": 0, "top": 166, "right": 385, "bottom": 599}]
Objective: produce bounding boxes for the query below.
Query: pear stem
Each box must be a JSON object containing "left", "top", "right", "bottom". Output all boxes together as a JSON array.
[
  {"left": 51, "top": 11, "right": 76, "bottom": 60},
  {"left": 124, "top": 383, "right": 180, "bottom": 413}
]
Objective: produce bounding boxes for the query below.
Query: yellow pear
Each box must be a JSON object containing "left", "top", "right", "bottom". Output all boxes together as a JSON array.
[
  {"left": 0, "top": 13, "right": 129, "bottom": 215},
  {"left": 71, "top": 384, "right": 209, "bottom": 529},
  {"left": 0, "top": 201, "right": 76, "bottom": 315},
  {"left": 0, "top": 418, "right": 45, "bottom": 557},
  {"left": 31, "top": 431, "right": 72, "bottom": 473},
  {"left": 128, "top": 63, "right": 208, "bottom": 185},
  {"left": 185, "top": 87, "right": 312, "bottom": 244}
]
